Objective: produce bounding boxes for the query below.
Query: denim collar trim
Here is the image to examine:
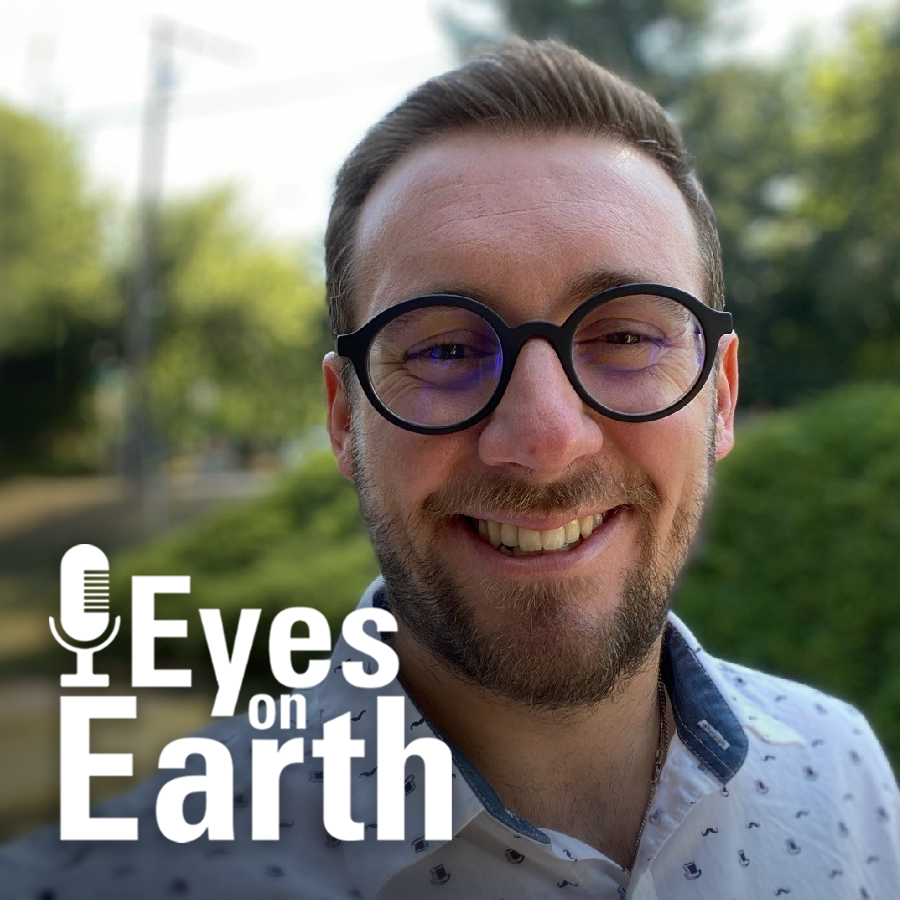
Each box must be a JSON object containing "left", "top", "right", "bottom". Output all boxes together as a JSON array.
[{"left": 662, "top": 619, "right": 749, "bottom": 783}]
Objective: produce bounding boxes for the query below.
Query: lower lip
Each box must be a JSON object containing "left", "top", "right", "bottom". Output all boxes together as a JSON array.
[{"left": 450, "top": 506, "right": 629, "bottom": 579}]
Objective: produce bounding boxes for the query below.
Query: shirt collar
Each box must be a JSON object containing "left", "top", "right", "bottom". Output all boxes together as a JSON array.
[{"left": 661, "top": 613, "right": 749, "bottom": 782}]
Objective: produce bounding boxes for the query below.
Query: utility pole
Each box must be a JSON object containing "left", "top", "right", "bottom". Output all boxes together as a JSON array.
[
  {"left": 122, "top": 17, "right": 249, "bottom": 534},
  {"left": 122, "top": 18, "right": 173, "bottom": 534}
]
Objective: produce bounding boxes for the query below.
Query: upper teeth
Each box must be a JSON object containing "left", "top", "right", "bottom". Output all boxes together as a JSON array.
[{"left": 476, "top": 513, "right": 608, "bottom": 552}]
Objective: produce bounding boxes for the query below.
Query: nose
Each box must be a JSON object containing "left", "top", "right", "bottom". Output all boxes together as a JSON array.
[{"left": 477, "top": 338, "right": 604, "bottom": 475}]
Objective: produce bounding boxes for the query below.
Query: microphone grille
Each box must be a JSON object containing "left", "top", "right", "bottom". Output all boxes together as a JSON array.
[{"left": 60, "top": 544, "right": 111, "bottom": 643}]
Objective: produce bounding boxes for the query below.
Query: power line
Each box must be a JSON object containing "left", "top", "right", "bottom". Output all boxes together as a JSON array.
[{"left": 71, "top": 53, "right": 439, "bottom": 132}]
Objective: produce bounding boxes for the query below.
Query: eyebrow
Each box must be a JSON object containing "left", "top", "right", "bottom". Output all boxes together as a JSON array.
[{"left": 562, "top": 267, "right": 665, "bottom": 306}]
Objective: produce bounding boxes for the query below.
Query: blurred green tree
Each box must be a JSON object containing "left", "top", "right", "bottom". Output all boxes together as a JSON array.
[
  {"left": 683, "top": 12, "right": 900, "bottom": 408},
  {"left": 128, "top": 188, "right": 330, "bottom": 458},
  {"left": 675, "top": 10, "right": 900, "bottom": 407},
  {"left": 782, "top": 14, "right": 900, "bottom": 388},
  {"left": 446, "top": 0, "right": 715, "bottom": 98},
  {"left": 673, "top": 59, "right": 802, "bottom": 406},
  {"left": 0, "top": 103, "right": 113, "bottom": 472},
  {"left": 0, "top": 102, "right": 329, "bottom": 474}
]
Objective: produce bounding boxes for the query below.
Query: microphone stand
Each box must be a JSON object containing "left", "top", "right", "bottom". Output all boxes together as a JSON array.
[{"left": 49, "top": 617, "right": 122, "bottom": 688}]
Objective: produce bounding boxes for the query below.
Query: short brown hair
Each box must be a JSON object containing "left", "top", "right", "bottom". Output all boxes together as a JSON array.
[{"left": 325, "top": 37, "right": 723, "bottom": 340}]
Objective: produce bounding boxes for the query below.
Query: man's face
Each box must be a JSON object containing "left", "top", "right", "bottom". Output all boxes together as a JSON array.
[{"left": 324, "top": 131, "right": 738, "bottom": 707}]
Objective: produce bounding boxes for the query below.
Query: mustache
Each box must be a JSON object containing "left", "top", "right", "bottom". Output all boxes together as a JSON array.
[{"left": 422, "top": 465, "right": 661, "bottom": 521}]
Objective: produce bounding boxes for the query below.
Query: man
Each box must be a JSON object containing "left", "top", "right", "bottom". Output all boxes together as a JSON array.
[{"left": 2, "top": 38, "right": 898, "bottom": 900}]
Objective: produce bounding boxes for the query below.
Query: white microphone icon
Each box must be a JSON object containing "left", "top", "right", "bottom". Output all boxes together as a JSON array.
[{"left": 49, "top": 544, "right": 121, "bottom": 687}]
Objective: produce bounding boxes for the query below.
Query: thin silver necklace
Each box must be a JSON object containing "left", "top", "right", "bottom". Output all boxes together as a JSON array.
[{"left": 627, "top": 674, "right": 669, "bottom": 872}]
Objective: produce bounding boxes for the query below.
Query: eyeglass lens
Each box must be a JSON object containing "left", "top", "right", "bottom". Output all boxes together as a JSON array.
[{"left": 366, "top": 293, "right": 705, "bottom": 429}]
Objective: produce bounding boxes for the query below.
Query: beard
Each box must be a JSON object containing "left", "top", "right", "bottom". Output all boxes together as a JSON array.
[{"left": 351, "top": 419, "right": 714, "bottom": 711}]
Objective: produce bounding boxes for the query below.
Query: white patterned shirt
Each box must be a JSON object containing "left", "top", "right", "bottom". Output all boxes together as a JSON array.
[{"left": 2, "top": 577, "right": 899, "bottom": 899}]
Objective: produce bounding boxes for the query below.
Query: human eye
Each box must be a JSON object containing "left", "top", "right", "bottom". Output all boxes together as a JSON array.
[
  {"left": 408, "top": 336, "right": 493, "bottom": 363},
  {"left": 576, "top": 318, "right": 666, "bottom": 367},
  {"left": 403, "top": 331, "right": 498, "bottom": 389},
  {"left": 594, "top": 329, "right": 659, "bottom": 346},
  {"left": 367, "top": 304, "right": 502, "bottom": 406}
]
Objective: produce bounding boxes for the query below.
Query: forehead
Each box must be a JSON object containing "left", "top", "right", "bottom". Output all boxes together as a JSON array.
[{"left": 353, "top": 131, "right": 704, "bottom": 324}]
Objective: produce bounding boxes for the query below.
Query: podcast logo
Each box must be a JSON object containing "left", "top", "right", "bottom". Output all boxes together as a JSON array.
[
  {"left": 53, "top": 543, "right": 453, "bottom": 845},
  {"left": 49, "top": 544, "right": 121, "bottom": 687}
]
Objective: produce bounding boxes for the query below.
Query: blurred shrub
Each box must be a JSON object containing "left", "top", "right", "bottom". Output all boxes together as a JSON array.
[
  {"left": 678, "top": 383, "right": 900, "bottom": 768},
  {"left": 108, "top": 451, "right": 378, "bottom": 697}
]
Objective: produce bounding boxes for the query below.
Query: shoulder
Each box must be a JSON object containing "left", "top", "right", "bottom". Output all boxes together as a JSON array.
[
  {"left": 709, "top": 651, "right": 885, "bottom": 763},
  {"left": 663, "top": 617, "right": 900, "bottom": 892},
  {"left": 697, "top": 642, "right": 899, "bottom": 841},
  {"left": 668, "top": 612, "right": 898, "bottom": 808}
]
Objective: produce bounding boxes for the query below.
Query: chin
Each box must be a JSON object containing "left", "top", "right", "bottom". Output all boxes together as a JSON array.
[
  {"left": 383, "top": 545, "right": 672, "bottom": 709},
  {"left": 464, "top": 570, "right": 623, "bottom": 633}
]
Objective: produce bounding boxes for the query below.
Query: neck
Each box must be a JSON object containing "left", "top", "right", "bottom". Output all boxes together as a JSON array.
[{"left": 393, "top": 626, "right": 671, "bottom": 868}]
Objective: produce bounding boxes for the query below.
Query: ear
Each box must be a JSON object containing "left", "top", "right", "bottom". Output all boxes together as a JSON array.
[
  {"left": 323, "top": 352, "right": 355, "bottom": 482},
  {"left": 713, "top": 334, "right": 739, "bottom": 461}
]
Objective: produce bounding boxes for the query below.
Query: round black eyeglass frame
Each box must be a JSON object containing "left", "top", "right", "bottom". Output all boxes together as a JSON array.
[{"left": 336, "top": 282, "right": 734, "bottom": 435}]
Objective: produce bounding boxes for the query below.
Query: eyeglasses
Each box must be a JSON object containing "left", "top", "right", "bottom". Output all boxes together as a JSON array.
[{"left": 336, "top": 283, "right": 733, "bottom": 435}]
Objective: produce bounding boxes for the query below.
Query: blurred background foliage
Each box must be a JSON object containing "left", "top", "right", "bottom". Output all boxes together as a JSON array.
[
  {"left": 0, "top": 104, "right": 114, "bottom": 473},
  {"left": 0, "top": 107, "right": 331, "bottom": 474},
  {"left": 142, "top": 188, "right": 330, "bottom": 455},
  {"left": 1, "top": 0, "right": 899, "bottom": 838},
  {"left": 445, "top": 0, "right": 715, "bottom": 99}
]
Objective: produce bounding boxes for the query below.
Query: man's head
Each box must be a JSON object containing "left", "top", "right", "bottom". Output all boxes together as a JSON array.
[{"left": 323, "top": 40, "right": 738, "bottom": 709}]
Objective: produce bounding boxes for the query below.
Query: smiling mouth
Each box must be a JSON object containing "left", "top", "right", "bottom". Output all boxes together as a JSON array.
[{"left": 464, "top": 509, "right": 621, "bottom": 556}]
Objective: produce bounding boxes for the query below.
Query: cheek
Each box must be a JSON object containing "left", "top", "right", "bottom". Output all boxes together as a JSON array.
[
  {"left": 612, "top": 411, "right": 711, "bottom": 515},
  {"left": 354, "top": 410, "right": 466, "bottom": 510}
]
